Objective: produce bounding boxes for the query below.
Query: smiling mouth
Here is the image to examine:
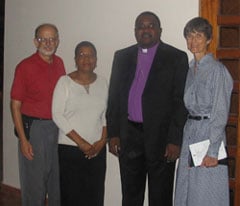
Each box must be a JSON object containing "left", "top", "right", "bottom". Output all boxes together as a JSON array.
[
  {"left": 142, "top": 33, "right": 152, "bottom": 38},
  {"left": 191, "top": 47, "right": 198, "bottom": 50},
  {"left": 44, "top": 46, "right": 53, "bottom": 50},
  {"left": 82, "top": 63, "right": 92, "bottom": 67}
]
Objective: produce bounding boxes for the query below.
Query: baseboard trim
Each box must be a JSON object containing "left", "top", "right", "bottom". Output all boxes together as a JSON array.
[
  {"left": 0, "top": 183, "right": 21, "bottom": 197},
  {"left": 0, "top": 183, "right": 49, "bottom": 204}
]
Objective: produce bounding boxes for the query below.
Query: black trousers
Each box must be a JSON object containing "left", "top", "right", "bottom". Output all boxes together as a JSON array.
[
  {"left": 58, "top": 144, "right": 106, "bottom": 206},
  {"left": 119, "top": 122, "right": 175, "bottom": 206}
]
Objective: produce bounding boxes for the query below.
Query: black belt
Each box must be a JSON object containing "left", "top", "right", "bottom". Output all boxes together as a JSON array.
[
  {"left": 128, "top": 119, "right": 143, "bottom": 130},
  {"left": 188, "top": 115, "right": 209, "bottom": 121},
  {"left": 22, "top": 114, "right": 52, "bottom": 121}
]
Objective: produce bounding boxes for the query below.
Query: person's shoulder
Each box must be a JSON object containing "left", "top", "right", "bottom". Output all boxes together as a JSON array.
[
  {"left": 96, "top": 74, "right": 107, "bottom": 81},
  {"left": 53, "top": 54, "right": 64, "bottom": 63},
  {"left": 214, "top": 61, "right": 233, "bottom": 85},
  {"left": 95, "top": 75, "right": 109, "bottom": 95},
  {"left": 206, "top": 54, "right": 232, "bottom": 79},
  {"left": 205, "top": 54, "right": 224, "bottom": 70},
  {"left": 96, "top": 74, "right": 108, "bottom": 86},
  {"left": 55, "top": 75, "right": 70, "bottom": 87},
  {"left": 213, "top": 59, "right": 231, "bottom": 76},
  {"left": 59, "top": 74, "right": 69, "bottom": 81},
  {"left": 16, "top": 53, "right": 37, "bottom": 69},
  {"left": 158, "top": 41, "right": 187, "bottom": 56},
  {"left": 52, "top": 54, "right": 66, "bottom": 74},
  {"left": 53, "top": 54, "right": 63, "bottom": 60},
  {"left": 115, "top": 44, "right": 138, "bottom": 55}
]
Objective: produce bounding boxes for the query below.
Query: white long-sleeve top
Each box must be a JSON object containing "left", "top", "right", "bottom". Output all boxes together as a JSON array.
[{"left": 52, "top": 75, "right": 108, "bottom": 146}]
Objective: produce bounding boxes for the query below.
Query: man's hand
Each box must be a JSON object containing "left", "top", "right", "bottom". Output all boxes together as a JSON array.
[
  {"left": 11, "top": 99, "right": 34, "bottom": 160},
  {"left": 164, "top": 143, "right": 180, "bottom": 162},
  {"left": 20, "top": 139, "right": 34, "bottom": 160},
  {"left": 109, "top": 137, "right": 120, "bottom": 157}
]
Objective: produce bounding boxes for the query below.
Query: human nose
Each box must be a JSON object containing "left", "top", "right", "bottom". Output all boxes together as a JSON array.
[
  {"left": 44, "top": 40, "right": 51, "bottom": 45},
  {"left": 187, "top": 36, "right": 196, "bottom": 43}
]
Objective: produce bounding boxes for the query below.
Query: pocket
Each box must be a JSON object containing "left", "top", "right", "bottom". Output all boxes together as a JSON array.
[
  {"left": 197, "top": 82, "right": 211, "bottom": 106},
  {"left": 14, "top": 115, "right": 34, "bottom": 140}
]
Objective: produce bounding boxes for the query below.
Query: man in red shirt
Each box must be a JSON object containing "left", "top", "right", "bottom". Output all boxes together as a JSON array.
[{"left": 10, "top": 23, "right": 66, "bottom": 206}]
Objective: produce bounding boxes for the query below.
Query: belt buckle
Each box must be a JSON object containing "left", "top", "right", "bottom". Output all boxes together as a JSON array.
[{"left": 195, "top": 116, "right": 201, "bottom": 120}]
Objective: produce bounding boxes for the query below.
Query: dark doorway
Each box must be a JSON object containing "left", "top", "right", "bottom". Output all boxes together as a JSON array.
[{"left": 0, "top": 0, "right": 5, "bottom": 182}]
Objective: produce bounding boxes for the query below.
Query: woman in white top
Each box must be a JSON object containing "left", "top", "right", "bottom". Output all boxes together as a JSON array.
[{"left": 52, "top": 41, "right": 108, "bottom": 206}]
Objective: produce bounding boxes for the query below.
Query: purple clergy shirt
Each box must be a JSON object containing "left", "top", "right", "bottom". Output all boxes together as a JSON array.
[{"left": 128, "top": 43, "right": 159, "bottom": 122}]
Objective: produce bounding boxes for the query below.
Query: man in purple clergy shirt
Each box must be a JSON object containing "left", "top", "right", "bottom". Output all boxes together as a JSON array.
[{"left": 107, "top": 11, "right": 189, "bottom": 206}]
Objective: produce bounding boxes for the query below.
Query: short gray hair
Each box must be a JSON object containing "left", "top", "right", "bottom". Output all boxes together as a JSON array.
[
  {"left": 34, "top": 23, "right": 59, "bottom": 38},
  {"left": 183, "top": 17, "right": 212, "bottom": 40}
]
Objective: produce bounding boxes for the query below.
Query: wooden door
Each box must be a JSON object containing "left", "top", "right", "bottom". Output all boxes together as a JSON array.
[
  {"left": 0, "top": 0, "right": 4, "bottom": 183},
  {"left": 200, "top": 0, "right": 240, "bottom": 205}
]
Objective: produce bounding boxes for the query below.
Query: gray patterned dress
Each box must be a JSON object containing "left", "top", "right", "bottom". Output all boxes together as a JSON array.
[{"left": 174, "top": 54, "right": 233, "bottom": 206}]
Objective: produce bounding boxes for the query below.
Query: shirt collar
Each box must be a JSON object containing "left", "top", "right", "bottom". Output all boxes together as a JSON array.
[{"left": 138, "top": 43, "right": 159, "bottom": 54}]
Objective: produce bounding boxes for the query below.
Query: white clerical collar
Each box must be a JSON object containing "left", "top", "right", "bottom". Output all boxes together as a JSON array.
[{"left": 142, "top": 48, "right": 148, "bottom": 53}]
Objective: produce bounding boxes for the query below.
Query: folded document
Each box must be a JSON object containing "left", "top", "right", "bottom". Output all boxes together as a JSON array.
[{"left": 189, "top": 140, "right": 227, "bottom": 167}]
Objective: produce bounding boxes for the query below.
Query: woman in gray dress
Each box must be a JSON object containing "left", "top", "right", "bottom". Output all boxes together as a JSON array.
[{"left": 174, "top": 17, "right": 233, "bottom": 206}]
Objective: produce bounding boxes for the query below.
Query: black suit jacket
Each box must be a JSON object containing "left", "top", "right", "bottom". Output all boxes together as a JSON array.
[{"left": 107, "top": 41, "right": 189, "bottom": 161}]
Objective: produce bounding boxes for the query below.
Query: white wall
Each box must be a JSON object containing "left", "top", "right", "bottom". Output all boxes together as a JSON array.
[{"left": 4, "top": 0, "right": 198, "bottom": 205}]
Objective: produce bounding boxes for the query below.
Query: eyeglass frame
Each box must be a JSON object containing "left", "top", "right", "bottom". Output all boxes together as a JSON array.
[
  {"left": 36, "top": 37, "right": 58, "bottom": 44},
  {"left": 76, "top": 52, "right": 97, "bottom": 59}
]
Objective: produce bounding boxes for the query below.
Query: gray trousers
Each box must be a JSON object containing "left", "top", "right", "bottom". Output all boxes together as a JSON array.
[{"left": 18, "top": 120, "right": 60, "bottom": 206}]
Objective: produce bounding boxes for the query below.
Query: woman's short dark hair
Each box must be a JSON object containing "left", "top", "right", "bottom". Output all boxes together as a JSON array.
[
  {"left": 183, "top": 17, "right": 212, "bottom": 40},
  {"left": 74, "top": 41, "right": 97, "bottom": 58}
]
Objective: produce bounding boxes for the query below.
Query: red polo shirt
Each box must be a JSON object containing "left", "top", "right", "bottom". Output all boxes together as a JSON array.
[{"left": 11, "top": 52, "right": 66, "bottom": 119}]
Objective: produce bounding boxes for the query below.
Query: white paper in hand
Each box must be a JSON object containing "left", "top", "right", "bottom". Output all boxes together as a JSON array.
[{"left": 189, "top": 140, "right": 227, "bottom": 167}]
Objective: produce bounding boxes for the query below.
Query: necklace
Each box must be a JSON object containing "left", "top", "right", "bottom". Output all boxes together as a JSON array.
[
  {"left": 83, "top": 84, "right": 90, "bottom": 94},
  {"left": 70, "top": 72, "right": 96, "bottom": 94}
]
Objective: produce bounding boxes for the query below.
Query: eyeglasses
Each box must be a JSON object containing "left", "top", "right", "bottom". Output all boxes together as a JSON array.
[
  {"left": 185, "top": 32, "right": 205, "bottom": 41},
  {"left": 77, "top": 52, "right": 96, "bottom": 59},
  {"left": 135, "top": 23, "right": 158, "bottom": 30},
  {"left": 36, "top": 37, "right": 58, "bottom": 44}
]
